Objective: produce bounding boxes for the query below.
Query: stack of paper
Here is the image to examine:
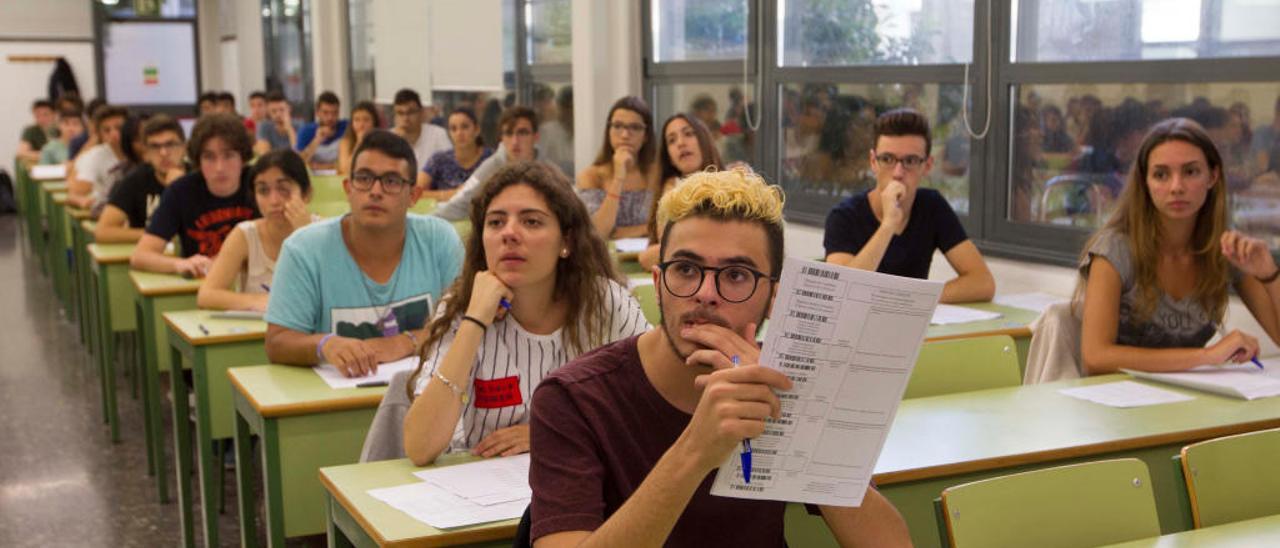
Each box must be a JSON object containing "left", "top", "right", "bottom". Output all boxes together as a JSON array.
[
  {"left": 993, "top": 292, "right": 1068, "bottom": 314},
  {"left": 313, "top": 356, "right": 419, "bottom": 389},
  {"left": 1059, "top": 381, "right": 1195, "bottom": 408},
  {"left": 930, "top": 304, "right": 1002, "bottom": 325},
  {"left": 1123, "top": 364, "right": 1280, "bottom": 400},
  {"left": 613, "top": 237, "right": 649, "bottom": 254},
  {"left": 367, "top": 454, "right": 531, "bottom": 529},
  {"left": 30, "top": 164, "right": 67, "bottom": 180}
]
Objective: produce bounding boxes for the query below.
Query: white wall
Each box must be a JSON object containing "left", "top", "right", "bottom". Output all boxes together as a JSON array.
[
  {"left": 0, "top": 0, "right": 96, "bottom": 166},
  {"left": 571, "top": 0, "right": 643, "bottom": 171},
  {"left": 229, "top": 0, "right": 265, "bottom": 108},
  {"left": 310, "top": 0, "right": 349, "bottom": 101},
  {"left": 370, "top": 0, "right": 432, "bottom": 104}
]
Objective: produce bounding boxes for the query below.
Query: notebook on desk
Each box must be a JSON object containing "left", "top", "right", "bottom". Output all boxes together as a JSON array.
[{"left": 1123, "top": 363, "right": 1280, "bottom": 400}]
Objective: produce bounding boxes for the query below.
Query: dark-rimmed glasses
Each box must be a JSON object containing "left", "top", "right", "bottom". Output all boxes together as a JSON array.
[
  {"left": 351, "top": 172, "right": 411, "bottom": 193},
  {"left": 658, "top": 259, "right": 777, "bottom": 303}
]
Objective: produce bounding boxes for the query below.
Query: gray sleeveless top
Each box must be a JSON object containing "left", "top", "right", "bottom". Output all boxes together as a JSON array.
[
  {"left": 578, "top": 187, "right": 653, "bottom": 231},
  {"left": 1079, "top": 228, "right": 1239, "bottom": 349}
]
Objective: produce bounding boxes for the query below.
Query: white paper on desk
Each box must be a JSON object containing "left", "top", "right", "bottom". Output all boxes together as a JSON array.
[
  {"left": 613, "top": 237, "right": 649, "bottom": 254},
  {"left": 30, "top": 164, "right": 66, "bottom": 180},
  {"left": 209, "top": 309, "right": 265, "bottom": 320},
  {"left": 710, "top": 257, "right": 942, "bottom": 507},
  {"left": 312, "top": 356, "right": 418, "bottom": 389},
  {"left": 993, "top": 292, "right": 1067, "bottom": 314},
  {"left": 1123, "top": 364, "right": 1280, "bottom": 400},
  {"left": 413, "top": 453, "right": 531, "bottom": 505},
  {"left": 367, "top": 481, "right": 528, "bottom": 529},
  {"left": 930, "top": 304, "right": 1002, "bottom": 325},
  {"left": 1059, "top": 381, "right": 1195, "bottom": 407}
]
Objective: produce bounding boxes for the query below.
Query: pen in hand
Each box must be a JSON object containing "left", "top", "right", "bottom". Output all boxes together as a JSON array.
[
  {"left": 733, "top": 355, "right": 753, "bottom": 484},
  {"left": 1217, "top": 324, "right": 1264, "bottom": 370}
]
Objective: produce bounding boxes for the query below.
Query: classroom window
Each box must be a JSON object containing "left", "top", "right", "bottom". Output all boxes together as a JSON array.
[
  {"left": 651, "top": 0, "right": 748, "bottom": 62},
  {"left": 102, "top": 0, "right": 196, "bottom": 19},
  {"left": 1006, "top": 82, "right": 1280, "bottom": 249},
  {"left": 347, "top": 0, "right": 376, "bottom": 104},
  {"left": 651, "top": 82, "right": 758, "bottom": 168},
  {"left": 1012, "top": 0, "right": 1280, "bottom": 62},
  {"left": 525, "top": 0, "right": 571, "bottom": 65},
  {"left": 778, "top": 0, "right": 974, "bottom": 66},
  {"left": 778, "top": 82, "right": 970, "bottom": 217},
  {"left": 262, "top": 0, "right": 313, "bottom": 116}
]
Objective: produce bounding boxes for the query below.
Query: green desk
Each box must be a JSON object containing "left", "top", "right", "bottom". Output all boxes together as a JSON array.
[
  {"left": 1099, "top": 514, "right": 1280, "bottom": 547},
  {"left": 230, "top": 365, "right": 385, "bottom": 546},
  {"left": 37, "top": 181, "right": 66, "bottom": 278},
  {"left": 49, "top": 193, "right": 74, "bottom": 315},
  {"left": 166, "top": 309, "right": 268, "bottom": 548},
  {"left": 63, "top": 206, "right": 92, "bottom": 342},
  {"left": 74, "top": 220, "right": 98, "bottom": 354},
  {"left": 782, "top": 375, "right": 1280, "bottom": 548},
  {"left": 320, "top": 456, "right": 518, "bottom": 548},
  {"left": 130, "top": 270, "right": 201, "bottom": 503},
  {"left": 88, "top": 243, "right": 138, "bottom": 442},
  {"left": 924, "top": 302, "right": 1040, "bottom": 374}
]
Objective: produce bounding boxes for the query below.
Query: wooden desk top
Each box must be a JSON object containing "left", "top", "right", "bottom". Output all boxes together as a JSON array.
[
  {"left": 129, "top": 269, "right": 202, "bottom": 297},
  {"left": 228, "top": 364, "right": 386, "bottom": 419},
  {"left": 87, "top": 243, "right": 135, "bottom": 265},
  {"left": 874, "top": 374, "right": 1280, "bottom": 485},
  {"left": 41, "top": 180, "right": 68, "bottom": 192},
  {"left": 924, "top": 302, "right": 1040, "bottom": 341},
  {"left": 52, "top": 192, "right": 68, "bottom": 205},
  {"left": 67, "top": 206, "right": 92, "bottom": 220},
  {"left": 1099, "top": 513, "right": 1280, "bottom": 547},
  {"left": 163, "top": 309, "right": 267, "bottom": 346},
  {"left": 319, "top": 455, "right": 519, "bottom": 548}
]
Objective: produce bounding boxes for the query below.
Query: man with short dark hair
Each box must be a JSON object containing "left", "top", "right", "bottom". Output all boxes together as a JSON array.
[
  {"left": 392, "top": 88, "right": 452, "bottom": 171},
  {"left": 215, "top": 91, "right": 236, "bottom": 115},
  {"left": 38, "top": 106, "right": 85, "bottom": 165},
  {"left": 198, "top": 91, "right": 219, "bottom": 116},
  {"left": 68, "top": 105, "right": 129, "bottom": 210},
  {"left": 529, "top": 169, "right": 911, "bottom": 547},
  {"left": 264, "top": 130, "right": 463, "bottom": 374},
  {"left": 17, "top": 99, "right": 56, "bottom": 164},
  {"left": 254, "top": 90, "right": 302, "bottom": 155},
  {"left": 433, "top": 106, "right": 566, "bottom": 221},
  {"left": 96, "top": 114, "right": 188, "bottom": 243},
  {"left": 130, "top": 113, "right": 258, "bottom": 276},
  {"left": 296, "top": 90, "right": 348, "bottom": 169},
  {"left": 823, "top": 108, "right": 994, "bottom": 303}
]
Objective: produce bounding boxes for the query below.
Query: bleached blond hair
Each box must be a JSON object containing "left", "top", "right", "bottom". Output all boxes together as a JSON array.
[{"left": 657, "top": 167, "right": 786, "bottom": 274}]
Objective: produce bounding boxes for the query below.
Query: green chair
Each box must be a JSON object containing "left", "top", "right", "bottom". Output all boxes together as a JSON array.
[
  {"left": 904, "top": 335, "right": 1021, "bottom": 399},
  {"left": 631, "top": 283, "right": 660, "bottom": 326},
  {"left": 938, "top": 458, "right": 1160, "bottom": 548},
  {"left": 1177, "top": 427, "right": 1280, "bottom": 528}
]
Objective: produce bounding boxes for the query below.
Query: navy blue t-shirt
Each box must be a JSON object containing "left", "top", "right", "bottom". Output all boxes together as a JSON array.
[
  {"left": 145, "top": 168, "right": 258, "bottom": 258},
  {"left": 823, "top": 187, "right": 967, "bottom": 279}
]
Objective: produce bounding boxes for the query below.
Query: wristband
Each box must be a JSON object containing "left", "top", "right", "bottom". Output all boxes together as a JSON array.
[
  {"left": 316, "top": 333, "right": 336, "bottom": 361},
  {"left": 1258, "top": 267, "right": 1280, "bottom": 284},
  {"left": 461, "top": 315, "right": 489, "bottom": 331},
  {"left": 402, "top": 329, "right": 419, "bottom": 349}
]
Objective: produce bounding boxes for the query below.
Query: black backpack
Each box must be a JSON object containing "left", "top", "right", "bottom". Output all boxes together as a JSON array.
[{"left": 0, "top": 169, "right": 17, "bottom": 214}]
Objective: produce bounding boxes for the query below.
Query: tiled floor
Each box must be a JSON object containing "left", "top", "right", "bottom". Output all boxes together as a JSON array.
[{"left": 0, "top": 215, "right": 247, "bottom": 547}]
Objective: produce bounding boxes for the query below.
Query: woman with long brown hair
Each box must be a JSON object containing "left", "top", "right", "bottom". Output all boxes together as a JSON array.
[
  {"left": 1077, "top": 117, "right": 1280, "bottom": 374},
  {"left": 576, "top": 95, "right": 660, "bottom": 239},
  {"left": 337, "top": 101, "right": 381, "bottom": 176},
  {"left": 637, "top": 113, "right": 723, "bottom": 271},
  {"left": 403, "top": 162, "right": 649, "bottom": 465}
]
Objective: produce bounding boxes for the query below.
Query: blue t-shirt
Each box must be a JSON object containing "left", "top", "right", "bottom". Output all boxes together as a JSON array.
[
  {"left": 823, "top": 187, "right": 967, "bottom": 279},
  {"left": 295, "top": 120, "right": 349, "bottom": 165},
  {"left": 265, "top": 214, "right": 464, "bottom": 338}
]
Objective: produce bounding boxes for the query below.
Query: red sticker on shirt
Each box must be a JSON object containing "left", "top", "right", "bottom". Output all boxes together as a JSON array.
[{"left": 472, "top": 376, "right": 523, "bottom": 409}]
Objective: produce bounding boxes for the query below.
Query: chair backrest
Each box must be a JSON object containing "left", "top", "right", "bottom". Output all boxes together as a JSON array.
[
  {"left": 939, "top": 458, "right": 1160, "bottom": 548},
  {"left": 904, "top": 335, "right": 1021, "bottom": 399},
  {"left": 631, "top": 283, "right": 660, "bottom": 326},
  {"left": 1179, "top": 427, "right": 1280, "bottom": 528},
  {"left": 1038, "top": 172, "right": 1116, "bottom": 226}
]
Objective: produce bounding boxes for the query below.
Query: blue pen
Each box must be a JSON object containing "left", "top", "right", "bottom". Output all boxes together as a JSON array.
[
  {"left": 1251, "top": 356, "right": 1265, "bottom": 370},
  {"left": 732, "top": 355, "right": 752, "bottom": 484},
  {"left": 260, "top": 283, "right": 271, "bottom": 292},
  {"left": 499, "top": 297, "right": 512, "bottom": 310}
]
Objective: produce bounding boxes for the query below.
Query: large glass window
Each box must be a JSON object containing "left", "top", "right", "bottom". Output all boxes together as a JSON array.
[
  {"left": 526, "top": 0, "right": 571, "bottom": 65},
  {"left": 262, "top": 0, "right": 313, "bottom": 116},
  {"left": 1008, "top": 82, "right": 1280, "bottom": 246},
  {"left": 779, "top": 82, "right": 969, "bottom": 216},
  {"left": 347, "top": 0, "right": 375, "bottom": 104},
  {"left": 651, "top": 0, "right": 748, "bottom": 62},
  {"left": 779, "top": 0, "right": 974, "bottom": 66},
  {"left": 1013, "top": 0, "right": 1280, "bottom": 62},
  {"left": 102, "top": 0, "right": 196, "bottom": 18}
]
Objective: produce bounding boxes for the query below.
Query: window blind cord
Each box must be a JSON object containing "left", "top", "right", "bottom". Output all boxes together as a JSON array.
[
  {"left": 961, "top": 0, "right": 993, "bottom": 140},
  {"left": 742, "top": 2, "right": 762, "bottom": 133}
]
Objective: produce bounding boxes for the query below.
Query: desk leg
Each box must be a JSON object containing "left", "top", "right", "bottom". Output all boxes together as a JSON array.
[
  {"left": 261, "top": 419, "right": 286, "bottom": 548},
  {"left": 326, "top": 496, "right": 356, "bottom": 548},
  {"left": 170, "top": 345, "right": 196, "bottom": 548},
  {"left": 191, "top": 350, "right": 219, "bottom": 548},
  {"left": 236, "top": 407, "right": 260, "bottom": 548},
  {"left": 138, "top": 298, "right": 170, "bottom": 503},
  {"left": 137, "top": 300, "right": 157, "bottom": 479},
  {"left": 96, "top": 266, "right": 119, "bottom": 442}
]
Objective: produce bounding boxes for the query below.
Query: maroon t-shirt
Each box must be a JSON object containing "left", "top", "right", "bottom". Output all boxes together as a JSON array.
[{"left": 529, "top": 335, "right": 787, "bottom": 546}]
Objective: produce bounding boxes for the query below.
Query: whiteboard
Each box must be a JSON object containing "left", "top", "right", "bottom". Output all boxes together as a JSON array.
[{"left": 104, "top": 21, "right": 198, "bottom": 105}]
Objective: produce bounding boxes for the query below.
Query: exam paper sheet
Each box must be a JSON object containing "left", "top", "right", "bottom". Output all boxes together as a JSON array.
[
  {"left": 313, "top": 356, "right": 418, "bottom": 389},
  {"left": 1058, "top": 381, "right": 1196, "bottom": 407},
  {"left": 1123, "top": 363, "right": 1280, "bottom": 400},
  {"left": 613, "top": 237, "right": 649, "bottom": 254},
  {"left": 413, "top": 453, "right": 532, "bottom": 505},
  {"left": 993, "top": 292, "right": 1068, "bottom": 314},
  {"left": 367, "top": 481, "right": 528, "bottom": 530},
  {"left": 710, "top": 258, "right": 942, "bottom": 507},
  {"left": 930, "top": 303, "right": 1002, "bottom": 325}
]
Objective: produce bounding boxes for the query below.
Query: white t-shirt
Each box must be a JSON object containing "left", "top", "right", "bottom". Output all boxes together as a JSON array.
[
  {"left": 412, "top": 123, "right": 452, "bottom": 171},
  {"left": 411, "top": 278, "right": 650, "bottom": 452},
  {"left": 74, "top": 143, "right": 123, "bottom": 203}
]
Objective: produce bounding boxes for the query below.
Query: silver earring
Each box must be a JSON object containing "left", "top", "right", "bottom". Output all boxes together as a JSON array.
[{"left": 560, "top": 248, "right": 568, "bottom": 258}]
